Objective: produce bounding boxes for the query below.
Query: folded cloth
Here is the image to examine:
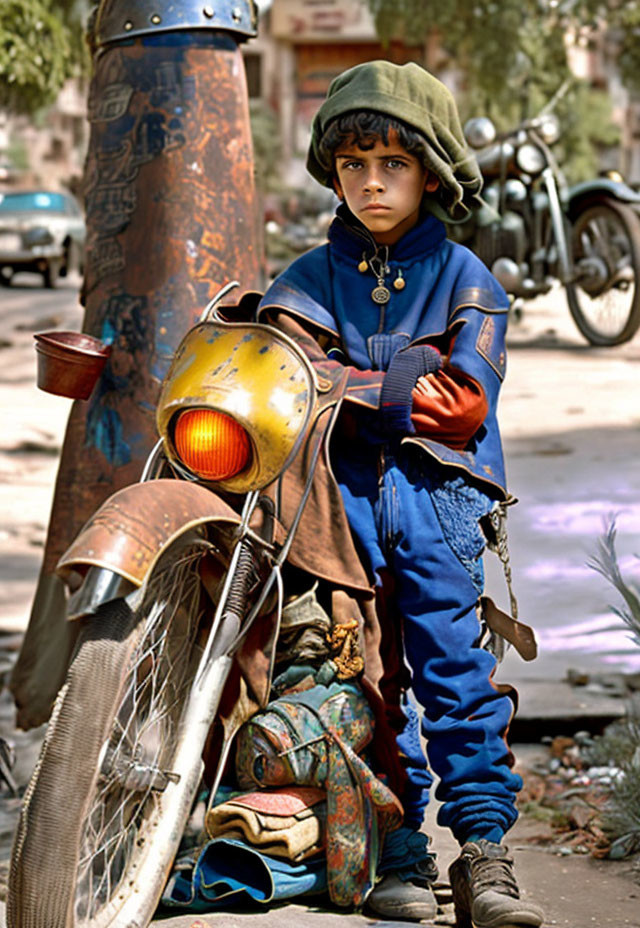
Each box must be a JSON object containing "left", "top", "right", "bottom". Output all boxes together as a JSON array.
[
  {"left": 161, "top": 837, "right": 327, "bottom": 911},
  {"left": 205, "top": 786, "right": 326, "bottom": 862}
]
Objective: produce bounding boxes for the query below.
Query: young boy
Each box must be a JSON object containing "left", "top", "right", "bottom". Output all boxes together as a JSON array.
[{"left": 257, "top": 61, "right": 544, "bottom": 928}]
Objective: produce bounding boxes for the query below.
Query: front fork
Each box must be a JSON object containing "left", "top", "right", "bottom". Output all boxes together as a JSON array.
[{"left": 543, "top": 166, "right": 573, "bottom": 284}]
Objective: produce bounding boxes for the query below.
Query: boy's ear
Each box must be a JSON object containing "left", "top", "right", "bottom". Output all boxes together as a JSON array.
[
  {"left": 425, "top": 173, "right": 440, "bottom": 193},
  {"left": 332, "top": 176, "right": 344, "bottom": 200}
]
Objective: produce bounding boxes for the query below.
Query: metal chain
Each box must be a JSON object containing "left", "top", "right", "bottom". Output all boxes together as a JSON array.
[{"left": 486, "top": 499, "right": 519, "bottom": 621}]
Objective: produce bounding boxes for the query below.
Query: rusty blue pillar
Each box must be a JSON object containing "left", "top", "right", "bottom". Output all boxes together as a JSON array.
[{"left": 11, "top": 0, "right": 263, "bottom": 727}]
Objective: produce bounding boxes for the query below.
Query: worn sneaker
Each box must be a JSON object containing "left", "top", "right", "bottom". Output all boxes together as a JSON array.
[
  {"left": 366, "top": 856, "right": 439, "bottom": 921},
  {"left": 448, "top": 839, "right": 544, "bottom": 928},
  {"left": 366, "top": 872, "right": 438, "bottom": 921}
]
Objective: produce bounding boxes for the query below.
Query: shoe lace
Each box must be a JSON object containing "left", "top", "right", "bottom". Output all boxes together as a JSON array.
[{"left": 470, "top": 851, "right": 519, "bottom": 899}]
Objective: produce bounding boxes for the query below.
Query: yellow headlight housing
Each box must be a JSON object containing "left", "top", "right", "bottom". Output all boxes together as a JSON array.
[{"left": 157, "top": 320, "right": 317, "bottom": 493}]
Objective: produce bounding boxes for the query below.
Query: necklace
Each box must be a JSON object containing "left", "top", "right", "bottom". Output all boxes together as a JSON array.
[
  {"left": 358, "top": 246, "right": 406, "bottom": 304},
  {"left": 368, "top": 248, "right": 391, "bottom": 305}
]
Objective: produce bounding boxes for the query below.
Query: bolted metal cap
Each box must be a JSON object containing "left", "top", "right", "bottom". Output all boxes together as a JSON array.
[{"left": 94, "top": 0, "right": 258, "bottom": 49}]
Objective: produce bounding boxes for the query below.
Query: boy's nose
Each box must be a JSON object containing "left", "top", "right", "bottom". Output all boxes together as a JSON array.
[{"left": 363, "top": 170, "right": 384, "bottom": 193}]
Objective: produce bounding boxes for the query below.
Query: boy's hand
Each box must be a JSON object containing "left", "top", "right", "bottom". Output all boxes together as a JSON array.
[{"left": 379, "top": 345, "right": 442, "bottom": 434}]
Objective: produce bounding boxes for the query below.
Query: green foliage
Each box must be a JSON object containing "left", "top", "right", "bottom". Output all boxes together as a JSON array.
[
  {"left": 589, "top": 715, "right": 640, "bottom": 855},
  {"left": 518, "top": 800, "right": 571, "bottom": 828},
  {"left": 546, "top": 82, "right": 620, "bottom": 183},
  {"left": 573, "top": 0, "right": 640, "bottom": 95},
  {"left": 587, "top": 522, "right": 640, "bottom": 856},
  {"left": 588, "top": 521, "right": 640, "bottom": 648},
  {"left": 250, "top": 100, "right": 282, "bottom": 192},
  {"left": 0, "top": 0, "right": 89, "bottom": 114},
  {"left": 366, "top": 1, "right": 621, "bottom": 182},
  {"left": 6, "top": 135, "right": 29, "bottom": 171},
  {"left": 367, "top": 0, "right": 571, "bottom": 116},
  {"left": 616, "top": 5, "right": 640, "bottom": 95}
]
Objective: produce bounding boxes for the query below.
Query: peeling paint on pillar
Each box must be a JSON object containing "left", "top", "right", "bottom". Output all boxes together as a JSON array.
[
  {"left": 42, "top": 30, "right": 262, "bottom": 573},
  {"left": 10, "top": 7, "right": 262, "bottom": 727}
]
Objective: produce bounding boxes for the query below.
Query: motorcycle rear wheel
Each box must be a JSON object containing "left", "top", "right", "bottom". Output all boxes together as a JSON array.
[
  {"left": 566, "top": 198, "right": 640, "bottom": 346},
  {"left": 7, "top": 539, "right": 216, "bottom": 928}
]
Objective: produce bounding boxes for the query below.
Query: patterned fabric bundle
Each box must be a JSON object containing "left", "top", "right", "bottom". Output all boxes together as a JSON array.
[{"left": 234, "top": 677, "right": 403, "bottom": 907}]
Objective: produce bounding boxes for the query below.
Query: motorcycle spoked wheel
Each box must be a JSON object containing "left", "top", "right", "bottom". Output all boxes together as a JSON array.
[
  {"left": 8, "top": 537, "right": 227, "bottom": 928},
  {"left": 566, "top": 198, "right": 640, "bottom": 346}
]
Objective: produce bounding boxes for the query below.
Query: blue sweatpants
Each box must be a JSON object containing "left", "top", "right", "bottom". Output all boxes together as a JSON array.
[{"left": 333, "top": 443, "right": 521, "bottom": 846}]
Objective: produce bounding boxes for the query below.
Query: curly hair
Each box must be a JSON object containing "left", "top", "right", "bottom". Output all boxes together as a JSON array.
[{"left": 316, "top": 110, "right": 432, "bottom": 179}]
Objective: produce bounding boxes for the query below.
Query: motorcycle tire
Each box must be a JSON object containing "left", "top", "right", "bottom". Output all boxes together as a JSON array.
[
  {"left": 7, "top": 539, "right": 216, "bottom": 928},
  {"left": 566, "top": 198, "right": 640, "bottom": 346}
]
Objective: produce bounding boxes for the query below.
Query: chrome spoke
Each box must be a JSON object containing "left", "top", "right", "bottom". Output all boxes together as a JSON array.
[
  {"left": 74, "top": 546, "right": 206, "bottom": 923},
  {"left": 572, "top": 208, "right": 637, "bottom": 339}
]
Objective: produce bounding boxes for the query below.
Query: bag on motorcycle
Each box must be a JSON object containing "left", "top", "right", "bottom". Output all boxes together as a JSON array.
[{"left": 234, "top": 674, "right": 403, "bottom": 907}]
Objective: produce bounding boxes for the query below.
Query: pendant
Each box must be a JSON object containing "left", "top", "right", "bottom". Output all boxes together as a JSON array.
[
  {"left": 358, "top": 258, "right": 368, "bottom": 273},
  {"left": 371, "top": 283, "right": 390, "bottom": 304},
  {"left": 393, "top": 272, "right": 406, "bottom": 290}
]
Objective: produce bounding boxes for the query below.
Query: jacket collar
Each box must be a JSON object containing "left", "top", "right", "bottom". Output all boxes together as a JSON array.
[{"left": 328, "top": 203, "right": 447, "bottom": 263}]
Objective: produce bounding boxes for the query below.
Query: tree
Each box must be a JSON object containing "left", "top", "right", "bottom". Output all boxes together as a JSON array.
[
  {"left": 573, "top": 0, "right": 640, "bottom": 96},
  {"left": 250, "top": 99, "right": 282, "bottom": 193},
  {"left": 0, "top": 0, "right": 88, "bottom": 115},
  {"left": 367, "top": 0, "right": 570, "bottom": 117},
  {"left": 366, "top": 0, "right": 621, "bottom": 178}
]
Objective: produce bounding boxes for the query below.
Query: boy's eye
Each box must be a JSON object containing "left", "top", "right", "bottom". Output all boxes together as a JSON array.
[{"left": 386, "top": 159, "right": 407, "bottom": 169}]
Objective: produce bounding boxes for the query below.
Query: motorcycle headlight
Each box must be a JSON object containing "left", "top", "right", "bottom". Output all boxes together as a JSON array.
[
  {"left": 173, "top": 408, "right": 251, "bottom": 482},
  {"left": 157, "top": 319, "right": 317, "bottom": 493},
  {"left": 538, "top": 114, "right": 560, "bottom": 145},
  {"left": 516, "top": 142, "right": 546, "bottom": 175}
]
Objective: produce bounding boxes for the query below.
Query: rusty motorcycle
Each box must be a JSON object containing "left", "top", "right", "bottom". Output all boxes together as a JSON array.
[{"left": 7, "top": 283, "right": 373, "bottom": 928}]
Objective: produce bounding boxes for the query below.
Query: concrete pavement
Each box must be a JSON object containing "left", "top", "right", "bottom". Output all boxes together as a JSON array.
[
  {"left": 0, "top": 273, "right": 83, "bottom": 632},
  {"left": 491, "top": 289, "right": 640, "bottom": 684}
]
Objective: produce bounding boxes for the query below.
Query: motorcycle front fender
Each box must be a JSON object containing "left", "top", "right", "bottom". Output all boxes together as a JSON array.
[
  {"left": 565, "top": 178, "right": 640, "bottom": 219},
  {"left": 58, "top": 479, "right": 242, "bottom": 619}
]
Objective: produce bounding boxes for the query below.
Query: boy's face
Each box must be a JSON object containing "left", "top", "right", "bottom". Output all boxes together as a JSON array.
[{"left": 333, "top": 130, "right": 439, "bottom": 245}]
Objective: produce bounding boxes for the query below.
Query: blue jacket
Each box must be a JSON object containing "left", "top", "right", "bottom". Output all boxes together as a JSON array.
[{"left": 258, "top": 208, "right": 510, "bottom": 497}]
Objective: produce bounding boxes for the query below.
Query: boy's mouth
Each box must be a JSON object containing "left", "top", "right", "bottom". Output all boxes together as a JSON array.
[{"left": 362, "top": 203, "right": 390, "bottom": 212}]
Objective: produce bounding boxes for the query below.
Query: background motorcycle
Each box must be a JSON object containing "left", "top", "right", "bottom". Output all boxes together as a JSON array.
[
  {"left": 7, "top": 284, "right": 370, "bottom": 928},
  {"left": 450, "top": 95, "right": 640, "bottom": 346}
]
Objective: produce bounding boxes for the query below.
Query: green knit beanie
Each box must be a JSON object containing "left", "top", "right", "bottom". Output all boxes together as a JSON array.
[{"left": 306, "top": 60, "right": 483, "bottom": 222}]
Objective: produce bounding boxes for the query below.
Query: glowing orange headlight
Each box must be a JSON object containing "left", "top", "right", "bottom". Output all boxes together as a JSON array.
[{"left": 173, "top": 408, "right": 251, "bottom": 481}]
